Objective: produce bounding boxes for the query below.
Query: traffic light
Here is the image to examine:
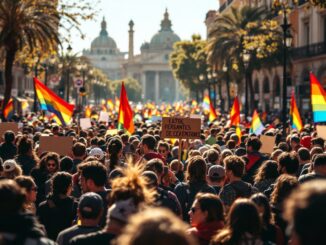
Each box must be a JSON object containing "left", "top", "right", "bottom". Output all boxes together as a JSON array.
[{"left": 79, "top": 87, "right": 86, "bottom": 96}]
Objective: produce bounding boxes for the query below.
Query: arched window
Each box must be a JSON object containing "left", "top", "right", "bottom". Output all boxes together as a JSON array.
[{"left": 263, "top": 78, "right": 270, "bottom": 93}]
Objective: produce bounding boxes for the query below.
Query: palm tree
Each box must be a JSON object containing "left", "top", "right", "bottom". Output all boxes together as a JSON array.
[
  {"left": 207, "top": 6, "right": 282, "bottom": 113},
  {"left": 0, "top": 0, "right": 60, "bottom": 117}
]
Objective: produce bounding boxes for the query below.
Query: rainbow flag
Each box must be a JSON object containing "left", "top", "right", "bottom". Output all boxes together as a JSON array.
[
  {"left": 34, "top": 77, "right": 74, "bottom": 126},
  {"left": 3, "top": 98, "right": 14, "bottom": 120},
  {"left": 249, "top": 110, "right": 265, "bottom": 135},
  {"left": 118, "top": 82, "right": 135, "bottom": 135},
  {"left": 230, "top": 96, "right": 241, "bottom": 139},
  {"left": 310, "top": 72, "right": 326, "bottom": 123},
  {"left": 290, "top": 91, "right": 303, "bottom": 131},
  {"left": 202, "top": 95, "right": 210, "bottom": 112}
]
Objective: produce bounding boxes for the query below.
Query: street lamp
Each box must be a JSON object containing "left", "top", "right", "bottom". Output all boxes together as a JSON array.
[
  {"left": 199, "top": 74, "right": 206, "bottom": 101},
  {"left": 222, "top": 63, "right": 231, "bottom": 112},
  {"left": 66, "top": 45, "right": 73, "bottom": 103},
  {"left": 243, "top": 50, "right": 251, "bottom": 119},
  {"left": 212, "top": 71, "right": 218, "bottom": 108},
  {"left": 33, "top": 52, "right": 42, "bottom": 112}
]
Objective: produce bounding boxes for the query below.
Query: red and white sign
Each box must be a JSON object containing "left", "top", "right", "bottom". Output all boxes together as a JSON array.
[{"left": 74, "top": 78, "right": 84, "bottom": 88}]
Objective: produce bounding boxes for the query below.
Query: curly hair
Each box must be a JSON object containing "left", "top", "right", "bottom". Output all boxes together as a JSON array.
[{"left": 270, "top": 174, "right": 298, "bottom": 205}]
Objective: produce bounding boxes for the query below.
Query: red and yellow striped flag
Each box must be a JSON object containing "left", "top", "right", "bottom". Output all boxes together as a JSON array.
[
  {"left": 230, "top": 96, "right": 241, "bottom": 139},
  {"left": 118, "top": 82, "right": 135, "bottom": 135}
]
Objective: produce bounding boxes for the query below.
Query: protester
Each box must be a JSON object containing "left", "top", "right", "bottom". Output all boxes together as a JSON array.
[
  {"left": 15, "top": 175, "right": 38, "bottom": 214},
  {"left": 37, "top": 171, "right": 78, "bottom": 240},
  {"left": 116, "top": 207, "right": 198, "bottom": 245},
  {"left": 1, "top": 159, "right": 23, "bottom": 179},
  {"left": 187, "top": 193, "right": 224, "bottom": 245},
  {"left": 15, "top": 135, "right": 39, "bottom": 175},
  {"left": 206, "top": 165, "right": 225, "bottom": 193},
  {"left": 0, "top": 130, "right": 17, "bottom": 161},
  {"left": 107, "top": 137, "right": 124, "bottom": 172},
  {"left": 253, "top": 160, "right": 279, "bottom": 193}
]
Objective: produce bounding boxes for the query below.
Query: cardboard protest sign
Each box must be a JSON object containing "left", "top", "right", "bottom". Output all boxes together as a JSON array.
[
  {"left": 39, "top": 136, "right": 73, "bottom": 156},
  {"left": 80, "top": 118, "right": 92, "bottom": 130},
  {"left": 98, "top": 111, "right": 109, "bottom": 123},
  {"left": 0, "top": 123, "right": 19, "bottom": 141},
  {"left": 106, "top": 129, "right": 119, "bottom": 136},
  {"left": 161, "top": 117, "right": 201, "bottom": 139},
  {"left": 316, "top": 125, "right": 326, "bottom": 140},
  {"left": 259, "top": 135, "right": 276, "bottom": 154}
]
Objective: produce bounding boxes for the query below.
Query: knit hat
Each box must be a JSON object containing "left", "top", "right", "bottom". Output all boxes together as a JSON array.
[
  {"left": 107, "top": 198, "right": 138, "bottom": 224},
  {"left": 300, "top": 136, "right": 312, "bottom": 149},
  {"left": 3, "top": 160, "right": 17, "bottom": 172},
  {"left": 89, "top": 147, "right": 105, "bottom": 160}
]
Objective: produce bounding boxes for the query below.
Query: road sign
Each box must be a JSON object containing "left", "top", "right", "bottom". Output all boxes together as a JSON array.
[{"left": 74, "top": 78, "right": 84, "bottom": 88}]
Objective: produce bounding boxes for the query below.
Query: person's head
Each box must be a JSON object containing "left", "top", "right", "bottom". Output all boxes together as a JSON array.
[
  {"left": 142, "top": 171, "right": 159, "bottom": 188},
  {"left": 140, "top": 134, "right": 156, "bottom": 154},
  {"left": 277, "top": 152, "right": 299, "bottom": 175},
  {"left": 79, "top": 161, "right": 108, "bottom": 193},
  {"left": 246, "top": 137, "right": 262, "bottom": 153},
  {"left": 311, "top": 137, "right": 324, "bottom": 149},
  {"left": 3, "top": 130, "right": 15, "bottom": 143},
  {"left": 310, "top": 146, "right": 323, "bottom": 160},
  {"left": 157, "top": 141, "right": 169, "bottom": 159},
  {"left": 224, "top": 155, "right": 245, "bottom": 179},
  {"left": 207, "top": 165, "right": 225, "bottom": 185},
  {"left": 206, "top": 149, "right": 219, "bottom": 164},
  {"left": 271, "top": 149, "right": 283, "bottom": 162},
  {"left": 169, "top": 159, "right": 183, "bottom": 173},
  {"left": 88, "top": 147, "right": 105, "bottom": 162},
  {"left": 72, "top": 142, "right": 86, "bottom": 159},
  {"left": 17, "top": 135, "right": 33, "bottom": 156},
  {"left": 189, "top": 193, "right": 224, "bottom": 227},
  {"left": 312, "top": 153, "right": 326, "bottom": 175},
  {"left": 250, "top": 193, "right": 272, "bottom": 226},
  {"left": 60, "top": 156, "right": 74, "bottom": 173},
  {"left": 284, "top": 180, "right": 326, "bottom": 245},
  {"left": 116, "top": 208, "right": 197, "bottom": 245},
  {"left": 254, "top": 160, "right": 279, "bottom": 184},
  {"left": 220, "top": 149, "right": 233, "bottom": 164},
  {"left": 210, "top": 128, "right": 219, "bottom": 137},
  {"left": 212, "top": 199, "right": 261, "bottom": 245},
  {"left": 107, "top": 137, "right": 123, "bottom": 170},
  {"left": 278, "top": 142, "right": 289, "bottom": 152},
  {"left": 51, "top": 171, "right": 73, "bottom": 196},
  {"left": 270, "top": 174, "right": 298, "bottom": 205},
  {"left": 0, "top": 180, "right": 25, "bottom": 216},
  {"left": 297, "top": 147, "right": 310, "bottom": 163},
  {"left": 186, "top": 156, "right": 207, "bottom": 183},
  {"left": 39, "top": 152, "right": 60, "bottom": 174},
  {"left": 78, "top": 192, "right": 103, "bottom": 222},
  {"left": 2, "top": 160, "right": 22, "bottom": 179},
  {"left": 15, "top": 176, "right": 37, "bottom": 203},
  {"left": 145, "top": 158, "right": 164, "bottom": 179},
  {"left": 290, "top": 135, "right": 300, "bottom": 150}
]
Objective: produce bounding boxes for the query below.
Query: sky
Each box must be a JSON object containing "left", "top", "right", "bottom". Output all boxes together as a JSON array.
[{"left": 70, "top": 0, "right": 219, "bottom": 54}]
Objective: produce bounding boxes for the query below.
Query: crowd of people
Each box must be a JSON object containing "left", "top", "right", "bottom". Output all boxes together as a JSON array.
[{"left": 0, "top": 112, "right": 326, "bottom": 245}]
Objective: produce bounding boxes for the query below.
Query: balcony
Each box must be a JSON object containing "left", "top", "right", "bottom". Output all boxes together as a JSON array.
[{"left": 291, "top": 41, "right": 326, "bottom": 60}]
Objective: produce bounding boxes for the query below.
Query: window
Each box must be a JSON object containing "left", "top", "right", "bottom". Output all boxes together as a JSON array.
[{"left": 303, "top": 21, "right": 310, "bottom": 45}]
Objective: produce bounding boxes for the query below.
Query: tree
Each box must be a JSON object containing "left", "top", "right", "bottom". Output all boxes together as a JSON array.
[
  {"left": 0, "top": 0, "right": 98, "bottom": 117},
  {"left": 207, "top": 6, "right": 282, "bottom": 113},
  {"left": 170, "top": 35, "right": 210, "bottom": 101},
  {"left": 110, "top": 78, "right": 142, "bottom": 102}
]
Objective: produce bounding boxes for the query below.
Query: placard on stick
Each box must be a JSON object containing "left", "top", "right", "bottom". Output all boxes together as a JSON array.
[
  {"left": 259, "top": 135, "right": 276, "bottom": 154},
  {"left": 80, "top": 118, "right": 92, "bottom": 130},
  {"left": 0, "top": 122, "right": 19, "bottom": 141},
  {"left": 161, "top": 117, "right": 201, "bottom": 139},
  {"left": 39, "top": 136, "right": 73, "bottom": 156},
  {"left": 316, "top": 125, "right": 326, "bottom": 140}
]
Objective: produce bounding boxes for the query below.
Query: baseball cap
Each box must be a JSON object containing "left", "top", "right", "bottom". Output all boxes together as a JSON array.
[
  {"left": 107, "top": 198, "right": 138, "bottom": 224},
  {"left": 208, "top": 165, "right": 225, "bottom": 180},
  {"left": 3, "top": 160, "right": 17, "bottom": 172},
  {"left": 89, "top": 147, "right": 105, "bottom": 160},
  {"left": 78, "top": 192, "right": 103, "bottom": 218}
]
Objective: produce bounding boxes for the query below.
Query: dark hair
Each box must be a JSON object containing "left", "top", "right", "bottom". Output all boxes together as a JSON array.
[
  {"left": 0, "top": 180, "right": 25, "bottom": 215},
  {"left": 15, "top": 176, "right": 36, "bottom": 192},
  {"left": 246, "top": 137, "right": 262, "bottom": 151},
  {"left": 51, "top": 172, "right": 72, "bottom": 196},
  {"left": 90, "top": 137, "right": 98, "bottom": 146},
  {"left": 39, "top": 152, "right": 60, "bottom": 172},
  {"left": 278, "top": 152, "right": 299, "bottom": 175},
  {"left": 141, "top": 134, "right": 156, "bottom": 150},
  {"left": 4, "top": 130, "right": 15, "bottom": 143},
  {"left": 224, "top": 155, "right": 245, "bottom": 178},
  {"left": 298, "top": 147, "right": 310, "bottom": 161},
  {"left": 60, "top": 156, "right": 74, "bottom": 173},
  {"left": 79, "top": 161, "right": 108, "bottom": 187},
  {"left": 17, "top": 135, "right": 33, "bottom": 155},
  {"left": 290, "top": 135, "right": 300, "bottom": 144},
  {"left": 313, "top": 153, "right": 326, "bottom": 167},
  {"left": 212, "top": 199, "right": 261, "bottom": 245},
  {"left": 196, "top": 193, "right": 224, "bottom": 222},
  {"left": 186, "top": 156, "right": 207, "bottom": 183},
  {"left": 250, "top": 193, "right": 272, "bottom": 225},
  {"left": 254, "top": 160, "right": 279, "bottom": 183},
  {"left": 108, "top": 137, "right": 123, "bottom": 171},
  {"left": 72, "top": 142, "right": 86, "bottom": 157},
  {"left": 157, "top": 141, "right": 169, "bottom": 151},
  {"left": 207, "top": 149, "right": 219, "bottom": 163},
  {"left": 278, "top": 142, "right": 289, "bottom": 152},
  {"left": 145, "top": 158, "right": 164, "bottom": 175}
]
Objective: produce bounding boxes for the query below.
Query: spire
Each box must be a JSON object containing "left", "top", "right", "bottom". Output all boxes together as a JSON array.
[
  {"left": 128, "top": 20, "right": 134, "bottom": 62},
  {"left": 100, "top": 16, "right": 108, "bottom": 36},
  {"left": 160, "top": 8, "right": 172, "bottom": 32},
  {"left": 129, "top": 20, "right": 134, "bottom": 31}
]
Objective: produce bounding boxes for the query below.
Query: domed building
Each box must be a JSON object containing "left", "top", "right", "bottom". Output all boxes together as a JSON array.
[
  {"left": 83, "top": 17, "right": 125, "bottom": 80},
  {"left": 124, "top": 9, "right": 182, "bottom": 102}
]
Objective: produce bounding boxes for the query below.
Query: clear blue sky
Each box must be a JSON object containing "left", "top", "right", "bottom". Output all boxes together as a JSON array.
[{"left": 70, "top": 0, "right": 219, "bottom": 54}]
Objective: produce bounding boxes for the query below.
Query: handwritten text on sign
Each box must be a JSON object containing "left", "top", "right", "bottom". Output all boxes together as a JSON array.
[{"left": 161, "top": 117, "right": 201, "bottom": 139}]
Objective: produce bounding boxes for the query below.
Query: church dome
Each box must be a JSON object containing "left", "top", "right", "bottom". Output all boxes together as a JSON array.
[
  {"left": 91, "top": 17, "right": 117, "bottom": 50},
  {"left": 149, "top": 9, "right": 181, "bottom": 50}
]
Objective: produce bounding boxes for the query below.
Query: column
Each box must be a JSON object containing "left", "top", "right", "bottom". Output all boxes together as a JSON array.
[
  {"left": 141, "top": 72, "right": 146, "bottom": 101},
  {"left": 155, "top": 72, "right": 159, "bottom": 103}
]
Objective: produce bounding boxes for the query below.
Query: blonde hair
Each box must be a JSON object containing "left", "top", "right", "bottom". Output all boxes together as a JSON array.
[
  {"left": 116, "top": 208, "right": 197, "bottom": 245},
  {"left": 2, "top": 164, "right": 22, "bottom": 179}
]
